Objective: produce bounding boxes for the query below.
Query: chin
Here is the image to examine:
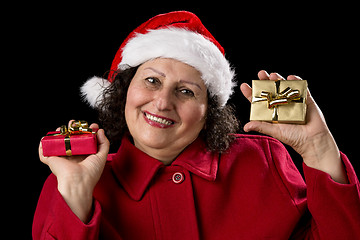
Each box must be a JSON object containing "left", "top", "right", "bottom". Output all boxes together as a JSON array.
[{"left": 137, "top": 130, "right": 175, "bottom": 149}]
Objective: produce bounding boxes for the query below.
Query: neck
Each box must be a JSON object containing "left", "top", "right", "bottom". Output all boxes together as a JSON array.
[{"left": 132, "top": 139, "right": 182, "bottom": 165}]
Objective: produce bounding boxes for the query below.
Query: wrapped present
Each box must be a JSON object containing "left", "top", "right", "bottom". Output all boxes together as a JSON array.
[
  {"left": 250, "top": 80, "right": 307, "bottom": 124},
  {"left": 41, "top": 120, "right": 97, "bottom": 157}
]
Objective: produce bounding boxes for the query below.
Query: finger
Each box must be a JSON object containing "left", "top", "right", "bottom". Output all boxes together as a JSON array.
[
  {"left": 258, "top": 70, "right": 270, "bottom": 80},
  {"left": 287, "top": 75, "right": 303, "bottom": 80},
  {"left": 269, "top": 72, "right": 285, "bottom": 81},
  {"left": 240, "top": 83, "right": 252, "bottom": 102},
  {"left": 90, "top": 123, "right": 99, "bottom": 129},
  {"left": 68, "top": 119, "right": 76, "bottom": 129},
  {"left": 38, "top": 141, "right": 50, "bottom": 165}
]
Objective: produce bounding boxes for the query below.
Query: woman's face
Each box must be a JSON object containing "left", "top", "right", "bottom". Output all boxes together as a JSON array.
[{"left": 125, "top": 58, "right": 208, "bottom": 163}]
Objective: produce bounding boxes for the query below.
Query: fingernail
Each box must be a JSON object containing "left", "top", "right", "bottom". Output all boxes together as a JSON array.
[
  {"left": 270, "top": 72, "right": 284, "bottom": 80},
  {"left": 261, "top": 70, "right": 269, "bottom": 76}
]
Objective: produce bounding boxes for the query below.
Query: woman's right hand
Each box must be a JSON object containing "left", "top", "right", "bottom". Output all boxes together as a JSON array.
[{"left": 38, "top": 121, "right": 110, "bottom": 223}]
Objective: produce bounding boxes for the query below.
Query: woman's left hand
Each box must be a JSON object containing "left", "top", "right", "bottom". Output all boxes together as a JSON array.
[{"left": 240, "top": 70, "right": 348, "bottom": 184}]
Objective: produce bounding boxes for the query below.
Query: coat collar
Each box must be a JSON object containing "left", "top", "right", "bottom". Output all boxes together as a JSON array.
[{"left": 109, "top": 134, "right": 219, "bottom": 201}]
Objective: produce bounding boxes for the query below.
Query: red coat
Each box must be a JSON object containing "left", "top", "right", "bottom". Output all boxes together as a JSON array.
[{"left": 33, "top": 134, "right": 360, "bottom": 239}]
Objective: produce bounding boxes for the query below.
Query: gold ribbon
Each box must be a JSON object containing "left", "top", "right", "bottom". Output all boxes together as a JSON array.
[
  {"left": 252, "top": 80, "right": 303, "bottom": 122},
  {"left": 48, "top": 120, "right": 93, "bottom": 156}
]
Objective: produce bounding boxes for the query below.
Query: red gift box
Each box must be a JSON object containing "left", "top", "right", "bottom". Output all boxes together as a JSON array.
[{"left": 41, "top": 121, "right": 98, "bottom": 157}]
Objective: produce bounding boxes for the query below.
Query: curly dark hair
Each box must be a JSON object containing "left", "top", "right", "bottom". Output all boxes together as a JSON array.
[{"left": 98, "top": 66, "right": 239, "bottom": 153}]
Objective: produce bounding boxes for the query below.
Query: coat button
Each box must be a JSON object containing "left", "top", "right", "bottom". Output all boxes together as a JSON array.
[{"left": 172, "top": 172, "right": 184, "bottom": 184}]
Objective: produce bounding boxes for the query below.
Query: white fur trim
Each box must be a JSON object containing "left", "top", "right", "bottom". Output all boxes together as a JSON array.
[
  {"left": 119, "top": 28, "right": 235, "bottom": 107},
  {"left": 80, "top": 76, "right": 111, "bottom": 108}
]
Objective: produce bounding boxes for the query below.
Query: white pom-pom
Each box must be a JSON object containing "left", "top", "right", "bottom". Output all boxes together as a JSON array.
[{"left": 80, "top": 76, "right": 111, "bottom": 108}]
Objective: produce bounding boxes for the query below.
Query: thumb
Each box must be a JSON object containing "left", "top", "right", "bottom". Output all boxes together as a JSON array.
[
  {"left": 244, "top": 121, "right": 279, "bottom": 138},
  {"left": 96, "top": 129, "right": 110, "bottom": 160},
  {"left": 80, "top": 129, "right": 110, "bottom": 180}
]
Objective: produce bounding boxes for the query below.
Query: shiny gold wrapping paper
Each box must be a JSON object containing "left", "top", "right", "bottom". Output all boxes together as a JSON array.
[{"left": 250, "top": 80, "right": 307, "bottom": 124}]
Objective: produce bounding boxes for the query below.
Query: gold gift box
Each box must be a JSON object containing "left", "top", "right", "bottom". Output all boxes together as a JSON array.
[{"left": 250, "top": 80, "right": 307, "bottom": 124}]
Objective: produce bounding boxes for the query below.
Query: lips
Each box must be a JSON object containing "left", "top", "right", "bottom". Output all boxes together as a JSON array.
[{"left": 143, "top": 111, "right": 176, "bottom": 128}]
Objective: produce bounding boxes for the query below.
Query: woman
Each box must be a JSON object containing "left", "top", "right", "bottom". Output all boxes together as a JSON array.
[{"left": 33, "top": 11, "right": 360, "bottom": 239}]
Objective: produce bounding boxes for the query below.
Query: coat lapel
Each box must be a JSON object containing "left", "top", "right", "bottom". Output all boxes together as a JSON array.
[{"left": 110, "top": 134, "right": 219, "bottom": 201}]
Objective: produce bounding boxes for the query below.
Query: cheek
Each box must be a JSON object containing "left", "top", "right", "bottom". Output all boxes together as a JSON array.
[
  {"left": 125, "top": 83, "right": 149, "bottom": 120},
  {"left": 178, "top": 103, "right": 207, "bottom": 127},
  {"left": 127, "top": 82, "right": 142, "bottom": 104}
]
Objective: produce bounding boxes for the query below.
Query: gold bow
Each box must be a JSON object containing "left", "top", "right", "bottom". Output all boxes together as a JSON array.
[
  {"left": 59, "top": 120, "right": 93, "bottom": 135},
  {"left": 49, "top": 120, "right": 93, "bottom": 156},
  {"left": 252, "top": 80, "right": 303, "bottom": 122}
]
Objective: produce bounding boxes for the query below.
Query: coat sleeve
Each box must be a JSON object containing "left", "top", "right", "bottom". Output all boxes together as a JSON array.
[
  {"left": 302, "top": 152, "right": 360, "bottom": 239},
  {"left": 32, "top": 174, "right": 102, "bottom": 240},
  {"left": 267, "top": 138, "right": 360, "bottom": 239}
]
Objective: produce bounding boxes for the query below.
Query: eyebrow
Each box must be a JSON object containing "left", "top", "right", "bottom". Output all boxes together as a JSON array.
[
  {"left": 144, "top": 67, "right": 202, "bottom": 90},
  {"left": 179, "top": 80, "right": 202, "bottom": 90},
  {"left": 144, "top": 67, "right": 166, "bottom": 77}
]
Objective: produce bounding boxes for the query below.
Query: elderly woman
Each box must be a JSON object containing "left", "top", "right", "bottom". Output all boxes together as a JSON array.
[{"left": 33, "top": 11, "right": 360, "bottom": 239}]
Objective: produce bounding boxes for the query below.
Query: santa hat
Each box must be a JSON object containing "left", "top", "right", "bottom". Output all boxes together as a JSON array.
[{"left": 81, "top": 11, "right": 235, "bottom": 107}]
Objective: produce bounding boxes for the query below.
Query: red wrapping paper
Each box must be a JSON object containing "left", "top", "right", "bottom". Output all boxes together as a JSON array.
[{"left": 41, "top": 130, "right": 98, "bottom": 157}]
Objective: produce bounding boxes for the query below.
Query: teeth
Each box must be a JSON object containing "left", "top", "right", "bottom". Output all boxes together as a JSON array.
[{"left": 145, "top": 112, "right": 173, "bottom": 126}]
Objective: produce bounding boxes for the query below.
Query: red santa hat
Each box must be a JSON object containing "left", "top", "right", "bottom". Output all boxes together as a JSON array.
[{"left": 81, "top": 11, "right": 235, "bottom": 107}]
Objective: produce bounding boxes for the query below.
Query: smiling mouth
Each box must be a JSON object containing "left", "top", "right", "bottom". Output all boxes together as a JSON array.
[{"left": 143, "top": 111, "right": 175, "bottom": 127}]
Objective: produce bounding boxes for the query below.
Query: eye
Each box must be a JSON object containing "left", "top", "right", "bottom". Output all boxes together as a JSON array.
[
  {"left": 144, "top": 77, "right": 161, "bottom": 89},
  {"left": 179, "top": 88, "right": 195, "bottom": 97},
  {"left": 145, "top": 77, "right": 158, "bottom": 84}
]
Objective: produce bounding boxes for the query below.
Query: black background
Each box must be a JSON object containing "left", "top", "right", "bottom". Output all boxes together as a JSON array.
[{"left": 5, "top": 2, "right": 359, "bottom": 239}]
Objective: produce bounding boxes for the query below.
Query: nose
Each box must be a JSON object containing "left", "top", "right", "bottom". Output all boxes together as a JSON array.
[{"left": 154, "top": 89, "right": 174, "bottom": 111}]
